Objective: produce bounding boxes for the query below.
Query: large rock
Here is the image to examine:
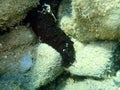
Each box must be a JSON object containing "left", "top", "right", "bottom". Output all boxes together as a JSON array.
[
  {"left": 28, "top": 43, "right": 63, "bottom": 90},
  {"left": 67, "top": 38, "right": 118, "bottom": 78},
  {"left": 58, "top": 0, "right": 120, "bottom": 41},
  {"left": 0, "top": 43, "right": 63, "bottom": 90},
  {"left": 0, "top": 0, "right": 39, "bottom": 30}
]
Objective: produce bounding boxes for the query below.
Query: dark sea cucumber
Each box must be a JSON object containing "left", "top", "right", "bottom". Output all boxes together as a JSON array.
[{"left": 23, "top": 0, "right": 75, "bottom": 67}]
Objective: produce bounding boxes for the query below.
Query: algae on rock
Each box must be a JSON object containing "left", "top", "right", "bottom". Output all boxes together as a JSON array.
[
  {"left": 0, "top": 26, "right": 36, "bottom": 53},
  {"left": 0, "top": 0, "right": 39, "bottom": 30},
  {"left": 0, "top": 81, "right": 24, "bottom": 90},
  {"left": 58, "top": 0, "right": 120, "bottom": 41},
  {"left": 0, "top": 25, "right": 36, "bottom": 75},
  {"left": 0, "top": 43, "right": 63, "bottom": 90},
  {"left": 28, "top": 43, "right": 63, "bottom": 89}
]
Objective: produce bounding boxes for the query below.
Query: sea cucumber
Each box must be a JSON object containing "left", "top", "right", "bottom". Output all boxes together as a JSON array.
[{"left": 23, "top": 0, "right": 75, "bottom": 67}]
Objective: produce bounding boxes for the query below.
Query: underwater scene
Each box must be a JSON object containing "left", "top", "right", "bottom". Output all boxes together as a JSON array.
[{"left": 0, "top": 0, "right": 120, "bottom": 90}]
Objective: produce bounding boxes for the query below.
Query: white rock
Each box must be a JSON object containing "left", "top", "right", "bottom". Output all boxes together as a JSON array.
[
  {"left": 67, "top": 38, "right": 116, "bottom": 78},
  {"left": 28, "top": 43, "right": 63, "bottom": 89}
]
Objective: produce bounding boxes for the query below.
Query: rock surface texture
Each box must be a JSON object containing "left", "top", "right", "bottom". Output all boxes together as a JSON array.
[
  {"left": 0, "top": 0, "right": 39, "bottom": 30},
  {"left": 58, "top": 0, "right": 120, "bottom": 41},
  {"left": 0, "top": 43, "right": 63, "bottom": 90},
  {"left": 28, "top": 43, "right": 63, "bottom": 90},
  {"left": 0, "top": 26, "right": 36, "bottom": 75},
  {"left": 67, "top": 38, "right": 116, "bottom": 78}
]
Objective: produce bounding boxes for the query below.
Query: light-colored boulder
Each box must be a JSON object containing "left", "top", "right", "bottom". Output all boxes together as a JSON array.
[
  {"left": 58, "top": 0, "right": 120, "bottom": 41},
  {"left": 67, "top": 38, "right": 117, "bottom": 78},
  {"left": 28, "top": 43, "right": 63, "bottom": 89}
]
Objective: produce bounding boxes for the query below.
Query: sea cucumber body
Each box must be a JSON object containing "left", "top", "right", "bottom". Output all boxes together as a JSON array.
[{"left": 30, "top": 12, "right": 75, "bottom": 67}]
